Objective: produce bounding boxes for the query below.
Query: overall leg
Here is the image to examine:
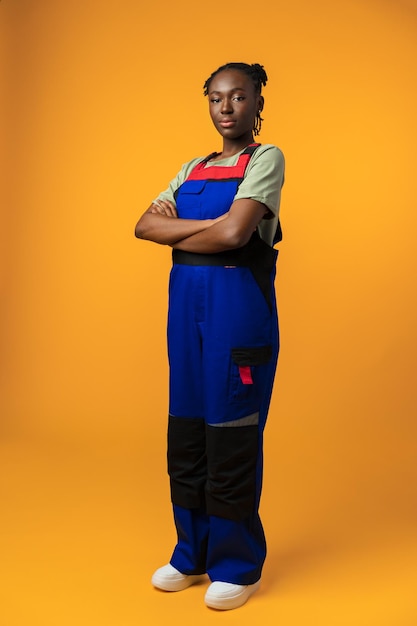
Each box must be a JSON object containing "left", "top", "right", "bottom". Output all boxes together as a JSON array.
[
  {"left": 203, "top": 264, "right": 279, "bottom": 585},
  {"left": 166, "top": 265, "right": 209, "bottom": 575}
]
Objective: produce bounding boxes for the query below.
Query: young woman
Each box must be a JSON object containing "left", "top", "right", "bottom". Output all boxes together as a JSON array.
[{"left": 135, "top": 62, "right": 285, "bottom": 610}]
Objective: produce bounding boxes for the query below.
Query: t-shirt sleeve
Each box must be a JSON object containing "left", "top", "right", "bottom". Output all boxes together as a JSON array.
[
  {"left": 153, "top": 157, "right": 204, "bottom": 206},
  {"left": 234, "top": 145, "right": 285, "bottom": 217}
]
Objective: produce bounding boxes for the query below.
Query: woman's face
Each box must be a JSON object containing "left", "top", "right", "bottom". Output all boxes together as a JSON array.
[{"left": 207, "top": 69, "right": 263, "bottom": 142}]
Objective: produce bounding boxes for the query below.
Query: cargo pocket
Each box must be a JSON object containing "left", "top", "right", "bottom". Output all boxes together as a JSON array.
[{"left": 229, "top": 345, "right": 273, "bottom": 405}]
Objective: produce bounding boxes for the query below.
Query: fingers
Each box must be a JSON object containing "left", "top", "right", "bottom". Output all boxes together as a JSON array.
[
  {"left": 213, "top": 212, "right": 228, "bottom": 224},
  {"left": 152, "top": 199, "right": 178, "bottom": 218}
]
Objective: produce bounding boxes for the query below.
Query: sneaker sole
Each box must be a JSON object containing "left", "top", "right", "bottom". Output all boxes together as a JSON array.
[
  {"left": 152, "top": 572, "right": 206, "bottom": 592},
  {"left": 205, "top": 580, "right": 261, "bottom": 610}
]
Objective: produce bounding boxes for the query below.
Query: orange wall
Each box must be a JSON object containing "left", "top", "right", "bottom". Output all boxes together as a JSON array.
[{"left": 1, "top": 0, "right": 417, "bottom": 547}]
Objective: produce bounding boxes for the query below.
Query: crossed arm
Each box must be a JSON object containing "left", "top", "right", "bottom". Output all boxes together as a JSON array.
[{"left": 134, "top": 198, "right": 267, "bottom": 254}]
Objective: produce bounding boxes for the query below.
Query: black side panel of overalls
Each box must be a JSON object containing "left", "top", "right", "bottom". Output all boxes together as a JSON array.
[
  {"left": 205, "top": 424, "right": 259, "bottom": 521},
  {"left": 168, "top": 415, "right": 206, "bottom": 509},
  {"left": 241, "top": 234, "right": 278, "bottom": 312}
]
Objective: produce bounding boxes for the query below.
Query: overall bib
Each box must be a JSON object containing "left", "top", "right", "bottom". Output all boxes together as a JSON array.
[{"left": 167, "top": 143, "right": 280, "bottom": 585}]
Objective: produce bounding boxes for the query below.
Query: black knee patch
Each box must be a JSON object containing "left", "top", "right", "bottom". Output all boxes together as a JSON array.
[
  {"left": 167, "top": 415, "right": 206, "bottom": 509},
  {"left": 205, "top": 423, "right": 259, "bottom": 521}
]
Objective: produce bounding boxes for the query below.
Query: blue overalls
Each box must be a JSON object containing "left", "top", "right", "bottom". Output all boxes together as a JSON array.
[{"left": 167, "top": 143, "right": 280, "bottom": 585}]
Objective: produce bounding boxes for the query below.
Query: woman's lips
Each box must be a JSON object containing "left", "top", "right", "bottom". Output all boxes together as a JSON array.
[{"left": 219, "top": 120, "right": 236, "bottom": 127}]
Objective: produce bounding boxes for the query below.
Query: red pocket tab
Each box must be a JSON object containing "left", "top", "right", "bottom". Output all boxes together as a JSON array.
[{"left": 239, "top": 365, "right": 253, "bottom": 385}]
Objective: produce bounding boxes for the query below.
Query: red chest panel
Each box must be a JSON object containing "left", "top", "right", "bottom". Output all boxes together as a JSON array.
[{"left": 185, "top": 143, "right": 260, "bottom": 181}]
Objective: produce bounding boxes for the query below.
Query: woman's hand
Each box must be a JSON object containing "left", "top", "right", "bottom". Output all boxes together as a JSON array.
[
  {"left": 212, "top": 212, "right": 228, "bottom": 224},
  {"left": 135, "top": 200, "right": 216, "bottom": 245},
  {"left": 150, "top": 199, "right": 178, "bottom": 218}
]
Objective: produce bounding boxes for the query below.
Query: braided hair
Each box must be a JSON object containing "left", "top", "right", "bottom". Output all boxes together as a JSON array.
[{"left": 203, "top": 62, "right": 268, "bottom": 136}]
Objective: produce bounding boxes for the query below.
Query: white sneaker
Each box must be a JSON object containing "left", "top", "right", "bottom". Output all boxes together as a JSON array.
[
  {"left": 205, "top": 580, "right": 261, "bottom": 610},
  {"left": 151, "top": 564, "right": 206, "bottom": 592}
]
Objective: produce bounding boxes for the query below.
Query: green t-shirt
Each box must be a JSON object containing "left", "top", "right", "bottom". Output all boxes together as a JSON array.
[{"left": 155, "top": 144, "right": 285, "bottom": 246}]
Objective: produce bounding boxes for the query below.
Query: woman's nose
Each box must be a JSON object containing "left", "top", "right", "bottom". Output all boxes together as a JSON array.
[{"left": 221, "top": 98, "right": 233, "bottom": 114}]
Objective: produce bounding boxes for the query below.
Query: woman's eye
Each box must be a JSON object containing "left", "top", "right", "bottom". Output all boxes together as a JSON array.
[
  {"left": 233, "top": 96, "right": 245, "bottom": 102},
  {"left": 210, "top": 98, "right": 220, "bottom": 103}
]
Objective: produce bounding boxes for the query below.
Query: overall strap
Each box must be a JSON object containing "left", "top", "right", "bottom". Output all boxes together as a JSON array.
[{"left": 185, "top": 143, "right": 261, "bottom": 182}]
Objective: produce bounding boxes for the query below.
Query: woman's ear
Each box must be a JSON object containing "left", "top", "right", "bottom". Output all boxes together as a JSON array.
[{"left": 258, "top": 95, "right": 264, "bottom": 113}]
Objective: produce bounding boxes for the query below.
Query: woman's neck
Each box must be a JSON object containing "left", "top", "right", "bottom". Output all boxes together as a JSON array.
[{"left": 215, "top": 135, "right": 255, "bottom": 161}]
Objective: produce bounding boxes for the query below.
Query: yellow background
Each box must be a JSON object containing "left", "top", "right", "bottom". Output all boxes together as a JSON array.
[{"left": 1, "top": 0, "right": 417, "bottom": 624}]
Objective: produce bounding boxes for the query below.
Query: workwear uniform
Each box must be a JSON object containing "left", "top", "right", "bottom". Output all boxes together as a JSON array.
[{"left": 167, "top": 143, "right": 282, "bottom": 585}]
